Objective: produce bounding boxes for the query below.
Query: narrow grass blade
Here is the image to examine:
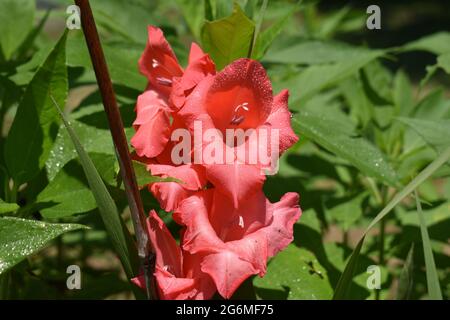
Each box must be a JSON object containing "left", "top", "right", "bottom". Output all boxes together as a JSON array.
[
  {"left": 396, "top": 244, "right": 414, "bottom": 300},
  {"left": 51, "top": 96, "right": 138, "bottom": 280},
  {"left": 415, "top": 191, "right": 443, "bottom": 300},
  {"left": 333, "top": 146, "right": 450, "bottom": 299}
]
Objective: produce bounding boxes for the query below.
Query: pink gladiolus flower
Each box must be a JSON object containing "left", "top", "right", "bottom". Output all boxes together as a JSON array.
[
  {"left": 132, "top": 211, "right": 216, "bottom": 299},
  {"left": 131, "top": 25, "right": 301, "bottom": 300},
  {"left": 131, "top": 27, "right": 215, "bottom": 211},
  {"left": 173, "top": 189, "right": 301, "bottom": 298},
  {"left": 179, "top": 58, "right": 298, "bottom": 207}
]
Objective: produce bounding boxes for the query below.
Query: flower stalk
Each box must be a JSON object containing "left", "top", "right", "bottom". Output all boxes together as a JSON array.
[{"left": 73, "top": 0, "right": 157, "bottom": 299}]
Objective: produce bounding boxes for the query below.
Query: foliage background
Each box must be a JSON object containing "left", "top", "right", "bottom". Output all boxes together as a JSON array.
[{"left": 0, "top": 0, "right": 449, "bottom": 300}]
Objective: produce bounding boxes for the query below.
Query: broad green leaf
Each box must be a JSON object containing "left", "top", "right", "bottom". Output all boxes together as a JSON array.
[
  {"left": 174, "top": 0, "right": 205, "bottom": 40},
  {"left": 4, "top": 32, "right": 68, "bottom": 185},
  {"left": 415, "top": 192, "right": 442, "bottom": 300},
  {"left": 201, "top": 3, "right": 255, "bottom": 70},
  {"left": 396, "top": 244, "right": 414, "bottom": 300},
  {"left": 0, "top": 0, "right": 35, "bottom": 60},
  {"left": 52, "top": 98, "right": 138, "bottom": 279},
  {"left": 333, "top": 146, "right": 450, "bottom": 299},
  {"left": 340, "top": 76, "right": 373, "bottom": 128},
  {"left": 326, "top": 192, "right": 368, "bottom": 231},
  {"left": 436, "top": 53, "right": 450, "bottom": 74},
  {"left": 402, "top": 32, "right": 450, "bottom": 55},
  {"left": 292, "top": 110, "right": 398, "bottom": 186},
  {"left": 66, "top": 31, "right": 146, "bottom": 91},
  {"left": 398, "top": 118, "right": 450, "bottom": 152},
  {"left": 264, "top": 40, "right": 375, "bottom": 65},
  {"left": 316, "top": 6, "right": 349, "bottom": 39},
  {"left": 281, "top": 50, "right": 384, "bottom": 102},
  {"left": 361, "top": 60, "right": 393, "bottom": 105},
  {"left": 393, "top": 70, "right": 414, "bottom": 116},
  {"left": 254, "top": 245, "right": 333, "bottom": 299},
  {"left": 397, "top": 202, "right": 450, "bottom": 228},
  {"left": 37, "top": 162, "right": 96, "bottom": 219},
  {"left": 252, "top": 6, "right": 296, "bottom": 60},
  {"left": 46, "top": 120, "right": 119, "bottom": 181},
  {"left": 0, "top": 217, "right": 86, "bottom": 274},
  {"left": 90, "top": 0, "right": 157, "bottom": 44},
  {"left": 0, "top": 199, "right": 19, "bottom": 215}
]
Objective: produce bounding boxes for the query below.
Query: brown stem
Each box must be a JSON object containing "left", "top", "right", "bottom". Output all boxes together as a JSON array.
[{"left": 73, "top": 0, "right": 157, "bottom": 299}]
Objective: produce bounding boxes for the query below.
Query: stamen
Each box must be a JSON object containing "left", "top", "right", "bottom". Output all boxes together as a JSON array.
[
  {"left": 156, "top": 77, "right": 172, "bottom": 86},
  {"left": 230, "top": 102, "right": 249, "bottom": 125},
  {"left": 234, "top": 102, "right": 249, "bottom": 112},
  {"left": 230, "top": 114, "right": 245, "bottom": 125},
  {"left": 238, "top": 215, "right": 244, "bottom": 228}
]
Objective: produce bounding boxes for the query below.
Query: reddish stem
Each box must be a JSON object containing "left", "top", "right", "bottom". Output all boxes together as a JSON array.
[{"left": 74, "top": 0, "right": 157, "bottom": 299}]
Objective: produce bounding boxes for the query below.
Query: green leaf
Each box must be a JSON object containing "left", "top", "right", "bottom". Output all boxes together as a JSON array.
[
  {"left": 51, "top": 97, "right": 138, "bottom": 279},
  {"left": 393, "top": 70, "right": 414, "bottom": 116},
  {"left": 398, "top": 118, "right": 450, "bottom": 152},
  {"left": 264, "top": 40, "right": 375, "bottom": 65},
  {"left": 37, "top": 161, "right": 97, "bottom": 219},
  {"left": 254, "top": 245, "right": 333, "bottom": 299},
  {"left": 396, "top": 244, "right": 414, "bottom": 300},
  {"left": 0, "top": 217, "right": 86, "bottom": 274},
  {"left": 415, "top": 191, "right": 443, "bottom": 300},
  {"left": 332, "top": 239, "right": 364, "bottom": 299},
  {"left": 46, "top": 120, "right": 118, "bottom": 181},
  {"left": 0, "top": 0, "right": 35, "bottom": 60},
  {"left": 66, "top": 31, "right": 146, "bottom": 91},
  {"left": 174, "top": 0, "right": 205, "bottom": 40},
  {"left": 436, "top": 53, "right": 450, "bottom": 74},
  {"left": 201, "top": 3, "right": 255, "bottom": 70},
  {"left": 132, "top": 160, "right": 179, "bottom": 188},
  {"left": 292, "top": 109, "right": 398, "bottom": 187},
  {"left": 397, "top": 201, "right": 450, "bottom": 228},
  {"left": 0, "top": 199, "right": 19, "bottom": 215},
  {"left": 281, "top": 50, "right": 384, "bottom": 102},
  {"left": 401, "top": 32, "right": 450, "bottom": 55},
  {"left": 333, "top": 146, "right": 450, "bottom": 299},
  {"left": 4, "top": 32, "right": 68, "bottom": 185},
  {"left": 252, "top": 5, "right": 296, "bottom": 60},
  {"left": 326, "top": 192, "right": 368, "bottom": 231}
]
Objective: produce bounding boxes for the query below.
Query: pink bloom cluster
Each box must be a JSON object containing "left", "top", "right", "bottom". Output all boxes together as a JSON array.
[{"left": 131, "top": 26, "right": 301, "bottom": 299}]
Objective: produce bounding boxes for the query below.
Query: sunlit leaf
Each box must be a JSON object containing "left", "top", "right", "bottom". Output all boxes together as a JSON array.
[
  {"left": 0, "top": 217, "right": 87, "bottom": 274},
  {"left": 254, "top": 245, "right": 333, "bottom": 299},
  {"left": 0, "top": 0, "right": 35, "bottom": 60},
  {"left": 201, "top": 3, "right": 255, "bottom": 70},
  {"left": 4, "top": 31, "right": 67, "bottom": 186}
]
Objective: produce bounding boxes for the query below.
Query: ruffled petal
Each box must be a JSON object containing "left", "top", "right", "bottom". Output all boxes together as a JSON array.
[
  {"left": 148, "top": 164, "right": 207, "bottom": 212},
  {"left": 205, "top": 162, "right": 265, "bottom": 208},
  {"left": 139, "top": 26, "right": 183, "bottom": 98},
  {"left": 262, "top": 89, "right": 299, "bottom": 156},
  {"left": 147, "top": 211, "right": 183, "bottom": 277},
  {"left": 131, "top": 90, "right": 171, "bottom": 158},
  {"left": 200, "top": 251, "right": 257, "bottom": 299},
  {"left": 170, "top": 43, "right": 216, "bottom": 111}
]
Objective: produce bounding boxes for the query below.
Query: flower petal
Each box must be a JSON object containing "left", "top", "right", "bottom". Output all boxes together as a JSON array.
[
  {"left": 205, "top": 162, "right": 265, "bottom": 208},
  {"left": 262, "top": 89, "right": 298, "bottom": 156},
  {"left": 170, "top": 43, "right": 216, "bottom": 111},
  {"left": 139, "top": 26, "right": 183, "bottom": 98},
  {"left": 131, "top": 90, "right": 171, "bottom": 158},
  {"left": 201, "top": 251, "right": 257, "bottom": 299}
]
